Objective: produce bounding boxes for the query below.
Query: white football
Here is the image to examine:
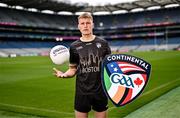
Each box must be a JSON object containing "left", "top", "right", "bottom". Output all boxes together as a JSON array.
[{"left": 50, "top": 45, "right": 70, "bottom": 65}]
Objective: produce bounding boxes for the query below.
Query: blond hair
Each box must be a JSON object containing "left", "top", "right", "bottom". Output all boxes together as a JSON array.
[{"left": 78, "top": 12, "right": 93, "bottom": 21}]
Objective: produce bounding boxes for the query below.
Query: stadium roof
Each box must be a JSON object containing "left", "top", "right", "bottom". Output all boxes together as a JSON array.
[{"left": 0, "top": 0, "right": 180, "bottom": 14}]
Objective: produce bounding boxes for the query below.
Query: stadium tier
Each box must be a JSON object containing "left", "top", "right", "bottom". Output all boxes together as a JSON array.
[
  {"left": 0, "top": 6, "right": 180, "bottom": 57},
  {"left": 0, "top": 7, "right": 180, "bottom": 28}
]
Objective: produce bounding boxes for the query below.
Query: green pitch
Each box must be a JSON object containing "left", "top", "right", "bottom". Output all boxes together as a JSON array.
[
  {"left": 0, "top": 51, "right": 179, "bottom": 118},
  {"left": 124, "top": 86, "right": 180, "bottom": 118}
]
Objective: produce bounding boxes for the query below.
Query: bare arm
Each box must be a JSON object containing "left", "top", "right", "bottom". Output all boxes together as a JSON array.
[{"left": 53, "top": 64, "right": 77, "bottom": 78}]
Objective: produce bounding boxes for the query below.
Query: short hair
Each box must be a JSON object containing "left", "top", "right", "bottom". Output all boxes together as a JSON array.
[{"left": 78, "top": 12, "right": 93, "bottom": 21}]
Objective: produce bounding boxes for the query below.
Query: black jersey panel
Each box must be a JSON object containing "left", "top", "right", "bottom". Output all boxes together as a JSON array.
[{"left": 70, "top": 37, "right": 111, "bottom": 95}]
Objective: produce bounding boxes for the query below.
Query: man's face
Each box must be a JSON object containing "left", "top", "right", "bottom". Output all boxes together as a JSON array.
[{"left": 78, "top": 18, "right": 94, "bottom": 35}]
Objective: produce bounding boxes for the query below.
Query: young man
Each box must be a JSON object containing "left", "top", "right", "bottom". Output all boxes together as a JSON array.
[{"left": 53, "top": 12, "right": 111, "bottom": 118}]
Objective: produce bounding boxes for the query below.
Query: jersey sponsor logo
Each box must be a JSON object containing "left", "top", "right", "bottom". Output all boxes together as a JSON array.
[{"left": 101, "top": 54, "right": 151, "bottom": 106}]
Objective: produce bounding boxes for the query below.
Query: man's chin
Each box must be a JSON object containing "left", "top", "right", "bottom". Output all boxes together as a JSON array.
[{"left": 82, "top": 33, "right": 91, "bottom": 35}]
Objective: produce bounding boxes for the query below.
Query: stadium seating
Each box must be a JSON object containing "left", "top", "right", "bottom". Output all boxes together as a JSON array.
[
  {"left": 108, "top": 37, "right": 180, "bottom": 52},
  {"left": 1, "top": 7, "right": 180, "bottom": 29},
  {"left": 0, "top": 6, "right": 180, "bottom": 57}
]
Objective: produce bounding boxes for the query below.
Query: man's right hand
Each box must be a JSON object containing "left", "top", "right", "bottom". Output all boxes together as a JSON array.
[{"left": 53, "top": 68, "right": 67, "bottom": 78}]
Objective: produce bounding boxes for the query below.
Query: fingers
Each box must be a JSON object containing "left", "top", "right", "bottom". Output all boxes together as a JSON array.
[
  {"left": 53, "top": 67, "right": 60, "bottom": 77},
  {"left": 53, "top": 67, "right": 59, "bottom": 72},
  {"left": 53, "top": 72, "right": 59, "bottom": 77},
  {"left": 53, "top": 71, "right": 62, "bottom": 78},
  {"left": 61, "top": 73, "right": 67, "bottom": 78},
  {"left": 53, "top": 67, "right": 65, "bottom": 78}
]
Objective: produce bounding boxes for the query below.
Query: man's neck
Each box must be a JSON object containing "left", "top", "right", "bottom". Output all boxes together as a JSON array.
[{"left": 80, "top": 34, "right": 95, "bottom": 42}]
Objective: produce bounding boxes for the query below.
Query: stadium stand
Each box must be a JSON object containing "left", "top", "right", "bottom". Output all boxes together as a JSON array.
[
  {"left": 1, "top": 7, "right": 180, "bottom": 29},
  {"left": 0, "top": 2, "right": 180, "bottom": 57}
]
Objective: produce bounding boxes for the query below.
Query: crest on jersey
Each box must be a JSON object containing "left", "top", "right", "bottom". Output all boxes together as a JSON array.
[
  {"left": 96, "top": 43, "right": 101, "bottom": 48},
  {"left": 101, "top": 54, "right": 151, "bottom": 106}
]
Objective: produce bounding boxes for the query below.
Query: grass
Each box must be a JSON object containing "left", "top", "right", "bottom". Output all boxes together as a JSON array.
[
  {"left": 0, "top": 50, "right": 179, "bottom": 117},
  {"left": 124, "top": 86, "right": 180, "bottom": 118}
]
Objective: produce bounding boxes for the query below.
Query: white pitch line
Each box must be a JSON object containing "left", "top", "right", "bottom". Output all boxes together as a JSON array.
[
  {"left": 0, "top": 102, "right": 73, "bottom": 115},
  {"left": 108, "top": 78, "right": 180, "bottom": 111}
]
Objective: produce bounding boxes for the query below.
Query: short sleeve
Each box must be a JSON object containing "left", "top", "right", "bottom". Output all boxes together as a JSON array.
[
  {"left": 69, "top": 45, "right": 79, "bottom": 65},
  {"left": 105, "top": 41, "right": 111, "bottom": 55}
]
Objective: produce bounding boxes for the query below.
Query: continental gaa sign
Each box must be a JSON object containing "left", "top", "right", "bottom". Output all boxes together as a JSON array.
[{"left": 101, "top": 54, "right": 151, "bottom": 106}]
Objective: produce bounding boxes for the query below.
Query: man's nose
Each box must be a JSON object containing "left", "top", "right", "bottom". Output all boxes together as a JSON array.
[{"left": 84, "top": 23, "right": 88, "bottom": 27}]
